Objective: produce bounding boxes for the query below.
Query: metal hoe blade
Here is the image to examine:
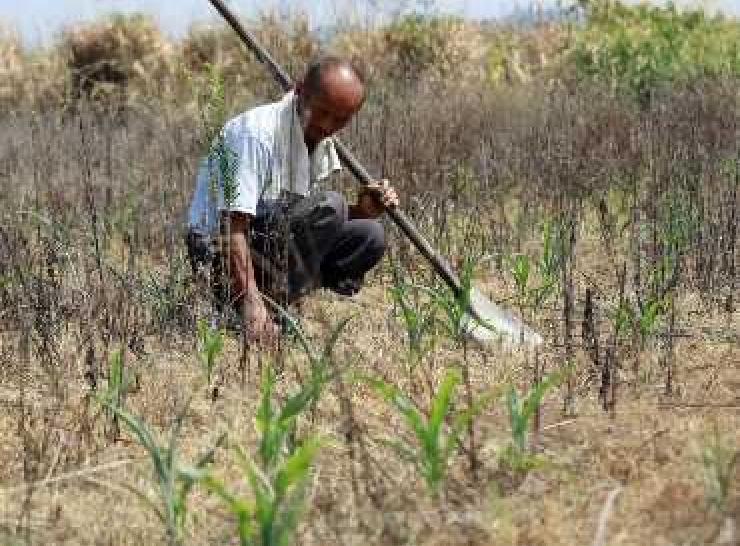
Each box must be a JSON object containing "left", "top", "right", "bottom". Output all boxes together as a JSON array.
[{"left": 461, "top": 288, "right": 544, "bottom": 348}]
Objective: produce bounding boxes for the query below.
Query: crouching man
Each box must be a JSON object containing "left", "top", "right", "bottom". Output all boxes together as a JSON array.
[{"left": 185, "top": 55, "right": 398, "bottom": 346}]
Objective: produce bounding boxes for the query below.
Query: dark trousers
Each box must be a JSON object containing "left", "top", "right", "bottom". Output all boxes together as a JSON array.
[{"left": 186, "top": 191, "right": 386, "bottom": 310}]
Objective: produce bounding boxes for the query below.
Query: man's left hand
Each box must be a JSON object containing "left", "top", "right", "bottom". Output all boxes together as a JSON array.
[{"left": 355, "top": 179, "right": 398, "bottom": 219}]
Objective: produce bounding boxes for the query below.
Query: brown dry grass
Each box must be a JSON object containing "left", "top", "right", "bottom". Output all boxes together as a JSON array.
[{"left": 0, "top": 230, "right": 736, "bottom": 545}]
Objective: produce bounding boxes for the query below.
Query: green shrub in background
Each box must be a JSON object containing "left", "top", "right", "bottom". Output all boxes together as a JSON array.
[{"left": 567, "top": 0, "right": 740, "bottom": 104}]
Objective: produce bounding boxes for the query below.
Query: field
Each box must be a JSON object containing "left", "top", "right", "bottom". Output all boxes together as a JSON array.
[{"left": 0, "top": 3, "right": 738, "bottom": 545}]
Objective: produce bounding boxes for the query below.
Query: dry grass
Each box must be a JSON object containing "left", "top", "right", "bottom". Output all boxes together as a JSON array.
[{"left": 0, "top": 264, "right": 736, "bottom": 545}]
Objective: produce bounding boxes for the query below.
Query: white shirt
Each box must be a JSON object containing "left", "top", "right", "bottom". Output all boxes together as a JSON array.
[{"left": 187, "top": 91, "right": 342, "bottom": 235}]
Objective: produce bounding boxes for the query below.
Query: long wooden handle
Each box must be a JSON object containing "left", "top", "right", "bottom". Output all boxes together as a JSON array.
[{"left": 206, "top": 0, "right": 465, "bottom": 295}]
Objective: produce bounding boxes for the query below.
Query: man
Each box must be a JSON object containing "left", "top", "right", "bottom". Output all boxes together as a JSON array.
[{"left": 186, "top": 55, "right": 398, "bottom": 345}]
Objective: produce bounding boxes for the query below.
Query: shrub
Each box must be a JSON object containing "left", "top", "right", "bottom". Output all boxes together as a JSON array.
[
  {"left": 181, "top": 13, "right": 318, "bottom": 106},
  {"left": 566, "top": 0, "right": 740, "bottom": 104},
  {"left": 60, "top": 12, "right": 176, "bottom": 101},
  {"left": 335, "top": 14, "right": 486, "bottom": 88},
  {"left": 484, "top": 23, "right": 567, "bottom": 85}
]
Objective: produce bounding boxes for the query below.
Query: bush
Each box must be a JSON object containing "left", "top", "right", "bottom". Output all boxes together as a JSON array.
[
  {"left": 334, "top": 14, "right": 486, "bottom": 88},
  {"left": 483, "top": 23, "right": 567, "bottom": 85},
  {"left": 60, "top": 12, "right": 176, "bottom": 101},
  {"left": 181, "top": 13, "right": 319, "bottom": 111},
  {"left": 566, "top": 0, "right": 740, "bottom": 104}
]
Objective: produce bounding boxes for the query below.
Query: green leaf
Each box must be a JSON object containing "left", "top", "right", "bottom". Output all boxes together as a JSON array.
[
  {"left": 368, "top": 377, "right": 428, "bottom": 441},
  {"left": 274, "top": 437, "right": 321, "bottom": 501},
  {"left": 426, "top": 369, "right": 461, "bottom": 459}
]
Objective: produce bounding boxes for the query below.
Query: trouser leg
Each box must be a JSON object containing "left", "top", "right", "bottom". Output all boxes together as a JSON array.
[
  {"left": 320, "top": 218, "right": 386, "bottom": 296},
  {"left": 283, "top": 190, "right": 386, "bottom": 297},
  {"left": 185, "top": 229, "right": 212, "bottom": 276},
  {"left": 185, "top": 228, "right": 228, "bottom": 312},
  {"left": 248, "top": 190, "right": 387, "bottom": 302},
  {"left": 258, "top": 190, "right": 349, "bottom": 301}
]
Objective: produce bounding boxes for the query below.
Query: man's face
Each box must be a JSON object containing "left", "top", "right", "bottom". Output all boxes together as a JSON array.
[{"left": 297, "top": 66, "right": 365, "bottom": 148}]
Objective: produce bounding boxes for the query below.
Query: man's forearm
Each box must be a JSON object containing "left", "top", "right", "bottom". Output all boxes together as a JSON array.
[
  {"left": 221, "top": 213, "right": 261, "bottom": 305},
  {"left": 227, "top": 230, "right": 260, "bottom": 303}
]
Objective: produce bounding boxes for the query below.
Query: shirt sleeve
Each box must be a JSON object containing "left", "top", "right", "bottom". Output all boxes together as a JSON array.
[{"left": 210, "top": 123, "right": 271, "bottom": 218}]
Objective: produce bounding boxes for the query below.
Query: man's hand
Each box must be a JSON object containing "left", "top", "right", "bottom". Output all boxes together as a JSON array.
[
  {"left": 353, "top": 179, "right": 398, "bottom": 219},
  {"left": 241, "top": 293, "right": 279, "bottom": 347}
]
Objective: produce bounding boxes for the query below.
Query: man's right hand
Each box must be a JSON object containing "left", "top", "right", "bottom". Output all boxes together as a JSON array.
[{"left": 242, "top": 294, "right": 279, "bottom": 346}]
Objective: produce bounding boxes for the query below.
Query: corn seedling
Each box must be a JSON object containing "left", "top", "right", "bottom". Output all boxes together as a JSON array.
[
  {"left": 612, "top": 285, "right": 667, "bottom": 348},
  {"left": 422, "top": 255, "right": 483, "bottom": 346},
  {"left": 363, "top": 368, "right": 497, "bottom": 497},
  {"left": 500, "top": 365, "right": 568, "bottom": 472},
  {"left": 255, "top": 359, "right": 331, "bottom": 471},
  {"left": 388, "top": 262, "right": 439, "bottom": 369},
  {"left": 96, "top": 390, "right": 225, "bottom": 545},
  {"left": 507, "top": 218, "right": 564, "bottom": 316},
  {"left": 196, "top": 318, "right": 224, "bottom": 392},
  {"left": 104, "top": 348, "right": 132, "bottom": 408},
  {"left": 187, "top": 308, "right": 349, "bottom": 544},
  {"left": 509, "top": 253, "right": 532, "bottom": 313},
  {"left": 193, "top": 360, "right": 327, "bottom": 545},
  {"left": 194, "top": 436, "right": 322, "bottom": 546}
]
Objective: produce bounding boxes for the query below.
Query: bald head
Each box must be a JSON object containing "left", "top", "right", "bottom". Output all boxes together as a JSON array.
[
  {"left": 295, "top": 56, "right": 366, "bottom": 149},
  {"left": 302, "top": 55, "right": 366, "bottom": 103}
]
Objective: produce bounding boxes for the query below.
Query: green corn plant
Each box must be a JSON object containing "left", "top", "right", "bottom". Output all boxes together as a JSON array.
[
  {"left": 190, "top": 308, "right": 349, "bottom": 545},
  {"left": 363, "top": 368, "right": 497, "bottom": 496},
  {"left": 193, "top": 435, "right": 322, "bottom": 546},
  {"left": 611, "top": 283, "right": 667, "bottom": 346},
  {"left": 388, "top": 263, "right": 439, "bottom": 368},
  {"left": 509, "top": 253, "right": 532, "bottom": 313},
  {"left": 536, "top": 218, "right": 565, "bottom": 306},
  {"left": 425, "top": 255, "right": 480, "bottom": 345},
  {"left": 391, "top": 253, "right": 500, "bottom": 348},
  {"left": 500, "top": 366, "right": 568, "bottom": 472},
  {"left": 105, "top": 348, "right": 132, "bottom": 409},
  {"left": 638, "top": 297, "right": 665, "bottom": 340},
  {"left": 254, "top": 360, "right": 331, "bottom": 472},
  {"left": 193, "top": 360, "right": 328, "bottom": 546},
  {"left": 96, "top": 389, "right": 225, "bottom": 545},
  {"left": 196, "top": 318, "right": 224, "bottom": 388},
  {"left": 613, "top": 299, "right": 635, "bottom": 339},
  {"left": 507, "top": 218, "right": 564, "bottom": 316}
]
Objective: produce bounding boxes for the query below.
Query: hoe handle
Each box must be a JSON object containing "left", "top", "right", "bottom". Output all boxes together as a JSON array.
[{"left": 206, "top": 0, "right": 464, "bottom": 295}]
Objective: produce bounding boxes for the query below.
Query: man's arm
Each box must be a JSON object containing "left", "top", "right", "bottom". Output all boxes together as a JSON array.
[{"left": 221, "top": 211, "right": 276, "bottom": 343}]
